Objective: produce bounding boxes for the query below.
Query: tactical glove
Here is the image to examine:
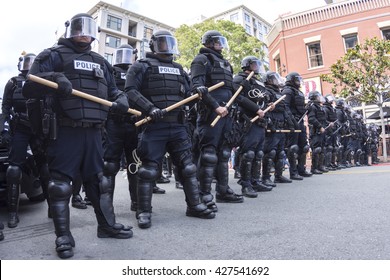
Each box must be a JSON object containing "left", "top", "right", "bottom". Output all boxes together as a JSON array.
[
  {"left": 52, "top": 73, "right": 73, "bottom": 97},
  {"left": 148, "top": 107, "right": 164, "bottom": 121},
  {"left": 111, "top": 94, "right": 129, "bottom": 114},
  {"left": 196, "top": 86, "right": 209, "bottom": 99}
]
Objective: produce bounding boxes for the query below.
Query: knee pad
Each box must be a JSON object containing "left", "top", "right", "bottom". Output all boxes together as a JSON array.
[
  {"left": 200, "top": 146, "right": 218, "bottom": 166},
  {"left": 266, "top": 150, "right": 277, "bottom": 160},
  {"left": 255, "top": 150, "right": 264, "bottom": 161},
  {"left": 218, "top": 147, "right": 231, "bottom": 162},
  {"left": 242, "top": 150, "right": 255, "bottom": 161},
  {"left": 6, "top": 165, "right": 22, "bottom": 185},
  {"left": 313, "top": 147, "right": 322, "bottom": 155},
  {"left": 138, "top": 162, "right": 159, "bottom": 181},
  {"left": 277, "top": 150, "right": 285, "bottom": 160},
  {"left": 326, "top": 145, "right": 334, "bottom": 153},
  {"left": 289, "top": 145, "right": 299, "bottom": 155},
  {"left": 104, "top": 161, "right": 120, "bottom": 176},
  {"left": 48, "top": 180, "right": 72, "bottom": 200},
  {"left": 302, "top": 145, "right": 310, "bottom": 154},
  {"left": 182, "top": 162, "right": 197, "bottom": 178}
]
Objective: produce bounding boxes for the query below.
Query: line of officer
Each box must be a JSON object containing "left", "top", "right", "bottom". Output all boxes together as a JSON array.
[
  {"left": 125, "top": 30, "right": 215, "bottom": 229},
  {"left": 0, "top": 52, "right": 50, "bottom": 228},
  {"left": 22, "top": 13, "right": 133, "bottom": 259}
]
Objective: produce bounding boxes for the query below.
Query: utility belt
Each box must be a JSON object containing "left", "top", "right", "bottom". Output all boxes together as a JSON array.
[
  {"left": 58, "top": 118, "right": 104, "bottom": 129},
  {"left": 109, "top": 112, "right": 137, "bottom": 124},
  {"left": 159, "top": 112, "right": 186, "bottom": 124}
]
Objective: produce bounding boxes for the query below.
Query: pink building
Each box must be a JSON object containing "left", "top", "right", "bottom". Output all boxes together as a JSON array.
[{"left": 266, "top": 0, "right": 390, "bottom": 97}]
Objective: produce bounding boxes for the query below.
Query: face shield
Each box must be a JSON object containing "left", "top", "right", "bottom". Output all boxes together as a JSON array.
[
  {"left": 319, "top": 95, "right": 326, "bottom": 104},
  {"left": 113, "top": 48, "right": 134, "bottom": 66},
  {"left": 210, "top": 36, "right": 229, "bottom": 51},
  {"left": 152, "top": 35, "right": 179, "bottom": 55},
  {"left": 268, "top": 72, "right": 285, "bottom": 87},
  {"left": 250, "top": 60, "right": 265, "bottom": 74},
  {"left": 66, "top": 16, "right": 98, "bottom": 40},
  {"left": 18, "top": 54, "right": 36, "bottom": 72},
  {"left": 295, "top": 76, "right": 304, "bottom": 88}
]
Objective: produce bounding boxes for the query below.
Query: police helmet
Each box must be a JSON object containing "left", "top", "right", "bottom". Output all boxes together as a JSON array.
[
  {"left": 336, "top": 99, "right": 346, "bottom": 108},
  {"left": 18, "top": 53, "right": 36, "bottom": 72},
  {"left": 113, "top": 44, "right": 134, "bottom": 66},
  {"left": 264, "top": 71, "right": 284, "bottom": 87},
  {"left": 308, "top": 91, "right": 322, "bottom": 102},
  {"left": 149, "top": 30, "right": 179, "bottom": 55},
  {"left": 324, "top": 94, "right": 335, "bottom": 104},
  {"left": 285, "top": 72, "right": 303, "bottom": 88},
  {"left": 241, "top": 56, "right": 265, "bottom": 74},
  {"left": 65, "top": 13, "right": 98, "bottom": 40},
  {"left": 201, "top": 30, "right": 229, "bottom": 51}
]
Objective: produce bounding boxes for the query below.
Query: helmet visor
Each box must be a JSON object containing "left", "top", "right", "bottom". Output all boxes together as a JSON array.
[
  {"left": 114, "top": 48, "right": 133, "bottom": 65},
  {"left": 19, "top": 54, "right": 36, "bottom": 71},
  {"left": 250, "top": 60, "right": 265, "bottom": 74},
  {"left": 66, "top": 16, "right": 98, "bottom": 40},
  {"left": 153, "top": 35, "right": 179, "bottom": 55},
  {"left": 210, "top": 36, "right": 229, "bottom": 51}
]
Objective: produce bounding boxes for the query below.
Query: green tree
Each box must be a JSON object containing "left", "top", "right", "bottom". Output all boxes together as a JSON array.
[
  {"left": 174, "top": 19, "right": 265, "bottom": 74},
  {"left": 321, "top": 37, "right": 390, "bottom": 160}
]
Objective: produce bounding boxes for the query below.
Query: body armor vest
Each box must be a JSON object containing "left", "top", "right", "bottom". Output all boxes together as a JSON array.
[
  {"left": 140, "top": 58, "right": 185, "bottom": 116},
  {"left": 266, "top": 85, "right": 285, "bottom": 125},
  {"left": 324, "top": 104, "right": 337, "bottom": 122},
  {"left": 113, "top": 66, "right": 126, "bottom": 91},
  {"left": 204, "top": 53, "right": 233, "bottom": 94},
  {"left": 53, "top": 45, "right": 109, "bottom": 123},
  {"left": 284, "top": 85, "right": 306, "bottom": 117},
  {"left": 310, "top": 103, "right": 327, "bottom": 127},
  {"left": 11, "top": 75, "right": 28, "bottom": 115}
]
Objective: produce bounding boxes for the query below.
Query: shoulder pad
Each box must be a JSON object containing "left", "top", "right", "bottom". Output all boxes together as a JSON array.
[{"left": 35, "top": 49, "right": 52, "bottom": 63}]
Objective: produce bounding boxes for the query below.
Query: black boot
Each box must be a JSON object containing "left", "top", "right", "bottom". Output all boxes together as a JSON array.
[
  {"left": 97, "top": 223, "right": 133, "bottom": 238},
  {"left": 7, "top": 183, "right": 20, "bottom": 228},
  {"left": 182, "top": 168, "right": 215, "bottom": 219},
  {"left": 0, "top": 222, "right": 4, "bottom": 241},
  {"left": 215, "top": 156, "right": 243, "bottom": 203},
  {"left": 71, "top": 194, "right": 87, "bottom": 209},
  {"left": 198, "top": 154, "right": 218, "bottom": 212},
  {"left": 274, "top": 158, "right": 292, "bottom": 183},
  {"left": 153, "top": 183, "right": 166, "bottom": 194},
  {"left": 136, "top": 180, "right": 153, "bottom": 229},
  {"left": 239, "top": 151, "right": 257, "bottom": 198},
  {"left": 216, "top": 187, "right": 244, "bottom": 203},
  {"left": 262, "top": 158, "right": 276, "bottom": 187}
]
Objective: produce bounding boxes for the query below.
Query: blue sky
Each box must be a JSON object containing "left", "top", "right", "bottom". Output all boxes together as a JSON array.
[{"left": 0, "top": 0, "right": 327, "bottom": 96}]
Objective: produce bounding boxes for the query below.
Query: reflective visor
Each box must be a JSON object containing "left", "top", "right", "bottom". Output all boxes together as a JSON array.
[
  {"left": 211, "top": 36, "right": 229, "bottom": 50},
  {"left": 19, "top": 54, "right": 36, "bottom": 71},
  {"left": 250, "top": 60, "right": 265, "bottom": 74},
  {"left": 66, "top": 17, "right": 97, "bottom": 40},
  {"left": 114, "top": 48, "right": 133, "bottom": 65},
  {"left": 153, "top": 35, "right": 179, "bottom": 55}
]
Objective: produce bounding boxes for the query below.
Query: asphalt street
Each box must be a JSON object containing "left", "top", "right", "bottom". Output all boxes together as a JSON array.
[{"left": 1, "top": 163, "right": 390, "bottom": 260}]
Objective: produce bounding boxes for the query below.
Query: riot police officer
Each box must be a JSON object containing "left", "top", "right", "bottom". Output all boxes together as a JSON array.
[
  {"left": 283, "top": 72, "right": 312, "bottom": 179},
  {"left": 335, "top": 99, "right": 349, "bottom": 168},
  {"left": 22, "top": 13, "right": 133, "bottom": 259},
  {"left": 262, "top": 71, "right": 294, "bottom": 186},
  {"left": 323, "top": 94, "right": 338, "bottom": 170},
  {"left": 191, "top": 30, "right": 264, "bottom": 210},
  {"left": 0, "top": 52, "right": 50, "bottom": 228},
  {"left": 307, "top": 91, "right": 328, "bottom": 174},
  {"left": 125, "top": 29, "right": 215, "bottom": 229},
  {"left": 102, "top": 43, "right": 142, "bottom": 213},
  {"left": 233, "top": 56, "right": 272, "bottom": 197}
]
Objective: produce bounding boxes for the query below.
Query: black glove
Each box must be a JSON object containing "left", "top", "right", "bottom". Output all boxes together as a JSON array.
[
  {"left": 196, "top": 86, "right": 209, "bottom": 99},
  {"left": 111, "top": 94, "right": 129, "bottom": 114},
  {"left": 52, "top": 73, "right": 73, "bottom": 97},
  {"left": 148, "top": 107, "right": 164, "bottom": 121}
]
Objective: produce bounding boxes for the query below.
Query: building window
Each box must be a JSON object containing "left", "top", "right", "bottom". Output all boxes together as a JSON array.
[
  {"left": 105, "top": 35, "right": 121, "bottom": 48},
  {"left": 144, "top": 27, "right": 153, "bottom": 41},
  {"left": 382, "top": 28, "right": 390, "bottom": 40},
  {"left": 343, "top": 34, "right": 358, "bottom": 52},
  {"left": 104, "top": 53, "right": 113, "bottom": 64},
  {"left": 258, "top": 31, "right": 263, "bottom": 41},
  {"left": 258, "top": 22, "right": 262, "bottom": 30},
  {"left": 245, "top": 24, "right": 251, "bottom": 35},
  {"left": 244, "top": 13, "right": 250, "bottom": 23},
  {"left": 263, "top": 26, "right": 268, "bottom": 34},
  {"left": 307, "top": 42, "right": 323, "bottom": 68},
  {"left": 230, "top": 13, "right": 238, "bottom": 22},
  {"left": 107, "top": 15, "right": 122, "bottom": 32}
]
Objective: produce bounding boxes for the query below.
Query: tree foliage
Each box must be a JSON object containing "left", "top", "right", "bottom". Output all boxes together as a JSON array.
[
  {"left": 173, "top": 19, "right": 265, "bottom": 73},
  {"left": 321, "top": 37, "right": 390, "bottom": 105}
]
